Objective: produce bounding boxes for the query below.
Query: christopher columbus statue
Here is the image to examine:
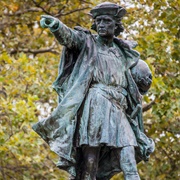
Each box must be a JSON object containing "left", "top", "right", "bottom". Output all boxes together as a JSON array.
[{"left": 32, "top": 2, "right": 155, "bottom": 180}]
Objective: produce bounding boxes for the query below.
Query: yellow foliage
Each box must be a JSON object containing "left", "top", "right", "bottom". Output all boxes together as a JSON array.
[{"left": 0, "top": 0, "right": 179, "bottom": 179}]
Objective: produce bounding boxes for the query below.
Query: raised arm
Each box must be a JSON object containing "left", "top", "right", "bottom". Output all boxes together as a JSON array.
[{"left": 40, "top": 15, "right": 85, "bottom": 50}]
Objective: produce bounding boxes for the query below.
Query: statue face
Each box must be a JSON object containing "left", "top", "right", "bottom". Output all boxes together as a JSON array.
[{"left": 95, "top": 15, "right": 116, "bottom": 38}]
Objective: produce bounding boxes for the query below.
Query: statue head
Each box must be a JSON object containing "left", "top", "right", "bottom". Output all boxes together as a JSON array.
[{"left": 90, "top": 2, "right": 127, "bottom": 36}]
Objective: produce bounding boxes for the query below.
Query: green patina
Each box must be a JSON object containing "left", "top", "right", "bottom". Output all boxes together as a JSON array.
[{"left": 33, "top": 2, "right": 155, "bottom": 180}]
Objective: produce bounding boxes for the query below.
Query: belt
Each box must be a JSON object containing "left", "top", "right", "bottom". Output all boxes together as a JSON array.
[{"left": 92, "top": 83, "right": 127, "bottom": 97}]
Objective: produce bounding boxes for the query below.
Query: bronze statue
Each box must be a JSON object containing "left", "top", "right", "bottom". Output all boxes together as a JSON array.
[{"left": 32, "top": 2, "right": 155, "bottom": 180}]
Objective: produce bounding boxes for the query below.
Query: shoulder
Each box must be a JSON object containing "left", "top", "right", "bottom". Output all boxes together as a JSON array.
[
  {"left": 114, "top": 38, "right": 140, "bottom": 68},
  {"left": 114, "top": 37, "right": 138, "bottom": 49},
  {"left": 74, "top": 26, "right": 92, "bottom": 34}
]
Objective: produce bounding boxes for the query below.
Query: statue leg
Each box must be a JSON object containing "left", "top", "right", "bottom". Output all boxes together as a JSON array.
[
  {"left": 118, "top": 146, "right": 140, "bottom": 180},
  {"left": 81, "top": 146, "right": 100, "bottom": 180}
]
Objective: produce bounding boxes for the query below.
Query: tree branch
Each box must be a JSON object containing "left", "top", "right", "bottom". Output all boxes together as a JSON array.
[
  {"left": 0, "top": 165, "right": 29, "bottom": 172},
  {"left": 142, "top": 100, "right": 155, "bottom": 112},
  {"left": 55, "top": 7, "right": 89, "bottom": 17},
  {"left": 3, "top": 7, "right": 41, "bottom": 16},
  {"left": 9, "top": 48, "right": 59, "bottom": 55},
  {"left": 32, "top": 0, "right": 53, "bottom": 15},
  {"left": 0, "top": 89, "right": 7, "bottom": 99},
  {"left": 7, "top": 41, "right": 59, "bottom": 55},
  {"left": 80, "top": 0, "right": 93, "bottom": 5}
]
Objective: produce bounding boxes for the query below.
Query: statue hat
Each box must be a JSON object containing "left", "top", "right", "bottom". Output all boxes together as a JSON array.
[{"left": 90, "top": 2, "right": 126, "bottom": 19}]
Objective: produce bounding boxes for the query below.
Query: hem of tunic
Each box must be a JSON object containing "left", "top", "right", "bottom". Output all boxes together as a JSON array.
[{"left": 76, "top": 142, "right": 138, "bottom": 148}]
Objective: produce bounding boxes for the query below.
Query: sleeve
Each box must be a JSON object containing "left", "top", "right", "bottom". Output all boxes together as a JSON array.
[
  {"left": 130, "top": 60, "right": 152, "bottom": 95},
  {"left": 50, "top": 20, "right": 86, "bottom": 50}
]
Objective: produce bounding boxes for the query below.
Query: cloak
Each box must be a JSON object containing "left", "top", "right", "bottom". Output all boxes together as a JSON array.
[{"left": 32, "top": 27, "right": 154, "bottom": 179}]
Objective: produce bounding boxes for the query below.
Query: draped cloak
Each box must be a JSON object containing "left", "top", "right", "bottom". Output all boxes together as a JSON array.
[{"left": 32, "top": 27, "right": 154, "bottom": 179}]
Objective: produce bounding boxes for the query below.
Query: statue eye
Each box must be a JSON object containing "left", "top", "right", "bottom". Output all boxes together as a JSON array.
[
  {"left": 105, "top": 19, "right": 111, "bottom": 22},
  {"left": 96, "top": 18, "right": 112, "bottom": 24},
  {"left": 96, "top": 20, "right": 100, "bottom": 24}
]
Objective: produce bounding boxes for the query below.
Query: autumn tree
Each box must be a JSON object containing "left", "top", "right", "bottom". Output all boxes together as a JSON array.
[{"left": 0, "top": 0, "right": 179, "bottom": 179}]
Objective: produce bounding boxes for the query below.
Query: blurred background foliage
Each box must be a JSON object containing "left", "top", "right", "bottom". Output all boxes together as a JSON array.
[{"left": 0, "top": 0, "right": 179, "bottom": 179}]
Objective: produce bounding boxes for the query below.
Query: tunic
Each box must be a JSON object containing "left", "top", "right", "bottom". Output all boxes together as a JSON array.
[{"left": 78, "top": 41, "right": 137, "bottom": 147}]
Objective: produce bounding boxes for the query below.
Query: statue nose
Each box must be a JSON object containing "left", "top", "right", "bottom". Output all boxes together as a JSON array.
[{"left": 99, "top": 21, "right": 105, "bottom": 27}]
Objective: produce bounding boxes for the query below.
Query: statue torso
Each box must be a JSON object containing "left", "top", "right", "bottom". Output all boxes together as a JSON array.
[{"left": 93, "top": 41, "right": 128, "bottom": 88}]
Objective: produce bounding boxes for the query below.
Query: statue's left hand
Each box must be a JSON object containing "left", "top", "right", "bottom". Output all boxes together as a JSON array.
[
  {"left": 136, "top": 74, "right": 152, "bottom": 94},
  {"left": 138, "top": 75, "right": 152, "bottom": 88},
  {"left": 131, "top": 60, "right": 152, "bottom": 95},
  {"left": 40, "top": 15, "right": 59, "bottom": 29}
]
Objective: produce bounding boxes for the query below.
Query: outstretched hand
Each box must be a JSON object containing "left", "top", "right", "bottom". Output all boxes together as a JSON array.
[{"left": 40, "top": 15, "right": 59, "bottom": 29}]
